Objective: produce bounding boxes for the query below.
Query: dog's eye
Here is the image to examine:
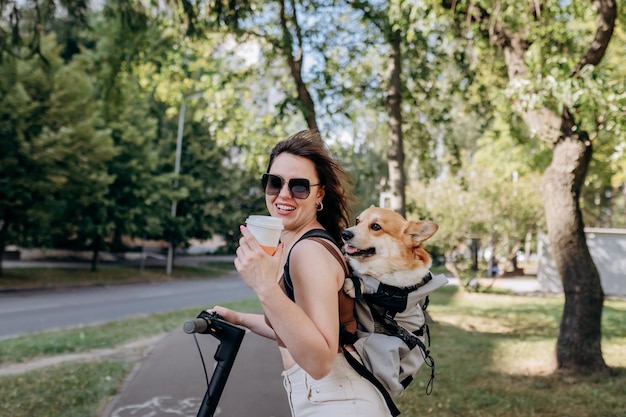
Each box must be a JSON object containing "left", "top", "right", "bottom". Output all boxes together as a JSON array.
[
  {"left": 370, "top": 223, "right": 381, "bottom": 231},
  {"left": 355, "top": 218, "right": 360, "bottom": 225}
]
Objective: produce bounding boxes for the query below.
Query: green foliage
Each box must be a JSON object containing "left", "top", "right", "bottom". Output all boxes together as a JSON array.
[
  {"left": 327, "top": 118, "right": 389, "bottom": 212},
  {"left": 134, "top": 29, "right": 279, "bottom": 251},
  {"left": 0, "top": 33, "right": 116, "bottom": 250},
  {"left": 410, "top": 116, "right": 546, "bottom": 269},
  {"left": 2, "top": 0, "right": 624, "bottom": 263},
  {"left": 579, "top": 23, "right": 626, "bottom": 229},
  {"left": 439, "top": 0, "right": 625, "bottom": 234}
]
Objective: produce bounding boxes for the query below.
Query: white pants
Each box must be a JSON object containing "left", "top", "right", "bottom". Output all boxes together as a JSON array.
[{"left": 282, "top": 353, "right": 393, "bottom": 417}]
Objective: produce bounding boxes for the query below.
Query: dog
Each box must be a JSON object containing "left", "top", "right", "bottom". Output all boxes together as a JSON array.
[
  {"left": 341, "top": 206, "right": 448, "bottom": 397},
  {"left": 339, "top": 206, "right": 446, "bottom": 398},
  {"left": 341, "top": 206, "right": 438, "bottom": 295}
]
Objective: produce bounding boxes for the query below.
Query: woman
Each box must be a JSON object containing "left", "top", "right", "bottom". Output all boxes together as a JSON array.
[{"left": 213, "top": 130, "right": 392, "bottom": 417}]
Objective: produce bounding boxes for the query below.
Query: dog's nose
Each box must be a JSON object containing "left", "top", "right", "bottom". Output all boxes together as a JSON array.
[{"left": 341, "top": 230, "right": 354, "bottom": 241}]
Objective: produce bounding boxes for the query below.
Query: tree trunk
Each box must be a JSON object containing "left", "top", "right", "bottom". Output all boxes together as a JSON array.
[
  {"left": 386, "top": 30, "right": 406, "bottom": 217},
  {"left": 470, "top": 238, "right": 479, "bottom": 271},
  {"left": 278, "top": 0, "right": 318, "bottom": 131},
  {"left": 443, "top": 0, "right": 616, "bottom": 376},
  {"left": 541, "top": 131, "right": 611, "bottom": 374},
  {"left": 0, "top": 220, "right": 5, "bottom": 278},
  {"left": 91, "top": 234, "right": 101, "bottom": 273},
  {"left": 111, "top": 226, "right": 124, "bottom": 252}
]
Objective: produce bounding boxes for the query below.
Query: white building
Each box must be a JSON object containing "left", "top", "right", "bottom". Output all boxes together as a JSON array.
[{"left": 537, "top": 228, "right": 626, "bottom": 297}]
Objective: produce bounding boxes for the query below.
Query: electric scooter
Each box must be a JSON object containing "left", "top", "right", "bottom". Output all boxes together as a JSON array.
[{"left": 183, "top": 311, "right": 245, "bottom": 417}]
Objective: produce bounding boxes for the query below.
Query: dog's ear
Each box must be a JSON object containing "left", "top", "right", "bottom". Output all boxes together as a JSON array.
[{"left": 405, "top": 221, "right": 438, "bottom": 246}]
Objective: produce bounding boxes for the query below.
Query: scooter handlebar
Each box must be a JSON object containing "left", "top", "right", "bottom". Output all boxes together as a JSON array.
[{"left": 183, "top": 310, "right": 246, "bottom": 417}]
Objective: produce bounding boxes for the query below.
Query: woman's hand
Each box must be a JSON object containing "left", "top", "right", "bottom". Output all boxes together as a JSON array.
[
  {"left": 234, "top": 225, "right": 284, "bottom": 296},
  {"left": 211, "top": 306, "right": 277, "bottom": 340},
  {"left": 211, "top": 306, "right": 240, "bottom": 325}
]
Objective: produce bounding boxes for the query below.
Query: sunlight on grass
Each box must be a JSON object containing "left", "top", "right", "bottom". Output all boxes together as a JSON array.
[
  {"left": 2, "top": 284, "right": 625, "bottom": 417},
  {"left": 398, "top": 290, "right": 626, "bottom": 417},
  {"left": 603, "top": 339, "right": 626, "bottom": 367},
  {"left": 433, "top": 292, "right": 563, "bottom": 335},
  {"left": 491, "top": 339, "right": 557, "bottom": 375}
]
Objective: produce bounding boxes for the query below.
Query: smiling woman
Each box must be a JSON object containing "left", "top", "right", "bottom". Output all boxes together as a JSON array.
[{"left": 212, "top": 130, "right": 402, "bottom": 417}]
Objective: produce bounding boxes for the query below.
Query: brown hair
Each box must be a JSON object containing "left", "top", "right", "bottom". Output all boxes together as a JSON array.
[{"left": 267, "top": 129, "right": 354, "bottom": 245}]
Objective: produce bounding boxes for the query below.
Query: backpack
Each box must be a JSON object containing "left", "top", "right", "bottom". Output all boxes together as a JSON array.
[
  {"left": 344, "top": 270, "right": 448, "bottom": 415},
  {"left": 282, "top": 229, "right": 448, "bottom": 417}
]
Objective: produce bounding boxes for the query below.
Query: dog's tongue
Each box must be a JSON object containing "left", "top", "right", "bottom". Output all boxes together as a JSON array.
[{"left": 344, "top": 245, "right": 358, "bottom": 255}]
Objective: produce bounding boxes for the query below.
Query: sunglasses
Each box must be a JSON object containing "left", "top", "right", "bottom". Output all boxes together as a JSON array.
[{"left": 261, "top": 173, "right": 321, "bottom": 199}]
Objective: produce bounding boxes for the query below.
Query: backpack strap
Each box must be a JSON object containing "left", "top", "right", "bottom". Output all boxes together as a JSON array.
[
  {"left": 282, "top": 229, "right": 348, "bottom": 301},
  {"left": 280, "top": 229, "right": 357, "bottom": 342},
  {"left": 342, "top": 349, "right": 402, "bottom": 417},
  {"left": 281, "top": 229, "right": 404, "bottom": 415}
]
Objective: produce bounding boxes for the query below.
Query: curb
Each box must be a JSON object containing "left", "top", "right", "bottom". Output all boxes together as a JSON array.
[{"left": 0, "top": 334, "right": 167, "bottom": 377}]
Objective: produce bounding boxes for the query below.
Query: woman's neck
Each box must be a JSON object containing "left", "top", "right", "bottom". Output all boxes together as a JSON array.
[{"left": 280, "top": 221, "right": 323, "bottom": 248}]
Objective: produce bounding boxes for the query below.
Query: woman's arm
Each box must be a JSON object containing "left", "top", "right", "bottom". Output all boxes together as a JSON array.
[
  {"left": 234, "top": 226, "right": 344, "bottom": 379},
  {"left": 211, "top": 307, "right": 276, "bottom": 340},
  {"left": 258, "top": 240, "right": 343, "bottom": 379}
]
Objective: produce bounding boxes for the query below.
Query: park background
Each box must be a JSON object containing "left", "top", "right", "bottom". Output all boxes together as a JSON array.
[{"left": 1, "top": 0, "right": 625, "bottom": 415}]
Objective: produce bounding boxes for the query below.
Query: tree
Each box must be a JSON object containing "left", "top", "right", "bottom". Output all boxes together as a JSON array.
[
  {"left": 340, "top": 1, "right": 482, "bottom": 217},
  {"left": 179, "top": 0, "right": 321, "bottom": 131},
  {"left": 339, "top": 1, "right": 409, "bottom": 215},
  {"left": 414, "top": 127, "right": 546, "bottom": 288},
  {"left": 444, "top": 0, "right": 618, "bottom": 374},
  {"left": 0, "top": 32, "right": 116, "bottom": 275}
]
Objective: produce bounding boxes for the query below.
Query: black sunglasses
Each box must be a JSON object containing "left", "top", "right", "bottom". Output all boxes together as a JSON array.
[{"left": 261, "top": 173, "right": 321, "bottom": 199}]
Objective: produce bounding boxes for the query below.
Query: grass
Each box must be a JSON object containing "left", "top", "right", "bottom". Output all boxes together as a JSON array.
[
  {"left": 1, "top": 274, "right": 625, "bottom": 417},
  {"left": 1, "top": 361, "right": 132, "bottom": 417},
  {"left": 0, "top": 298, "right": 262, "bottom": 417},
  {"left": 0, "top": 262, "right": 236, "bottom": 290},
  {"left": 396, "top": 286, "right": 626, "bottom": 417},
  {"left": 0, "top": 298, "right": 261, "bottom": 366}
]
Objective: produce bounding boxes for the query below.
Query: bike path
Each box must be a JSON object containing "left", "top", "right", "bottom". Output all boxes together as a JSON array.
[{"left": 102, "top": 328, "right": 291, "bottom": 417}]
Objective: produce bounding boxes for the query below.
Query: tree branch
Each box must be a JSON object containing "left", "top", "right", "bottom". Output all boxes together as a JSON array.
[{"left": 571, "top": 0, "right": 617, "bottom": 76}]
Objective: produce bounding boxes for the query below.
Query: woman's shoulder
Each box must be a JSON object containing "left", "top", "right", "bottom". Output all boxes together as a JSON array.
[
  {"left": 297, "top": 228, "right": 337, "bottom": 243},
  {"left": 291, "top": 228, "right": 340, "bottom": 254},
  {"left": 290, "top": 229, "right": 347, "bottom": 272}
]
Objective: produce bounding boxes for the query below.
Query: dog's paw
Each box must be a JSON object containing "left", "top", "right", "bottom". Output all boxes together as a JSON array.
[
  {"left": 343, "top": 277, "right": 364, "bottom": 299},
  {"left": 343, "top": 278, "right": 357, "bottom": 298}
]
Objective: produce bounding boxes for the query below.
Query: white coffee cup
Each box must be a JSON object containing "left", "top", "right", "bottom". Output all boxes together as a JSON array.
[{"left": 245, "top": 215, "right": 284, "bottom": 255}]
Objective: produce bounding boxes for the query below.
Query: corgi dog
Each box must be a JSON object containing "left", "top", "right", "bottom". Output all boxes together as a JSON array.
[
  {"left": 341, "top": 206, "right": 438, "bottom": 294},
  {"left": 339, "top": 206, "right": 446, "bottom": 400}
]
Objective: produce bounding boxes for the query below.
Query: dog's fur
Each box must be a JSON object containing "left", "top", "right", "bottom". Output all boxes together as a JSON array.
[
  {"left": 339, "top": 206, "right": 443, "bottom": 400},
  {"left": 342, "top": 206, "right": 438, "bottom": 293}
]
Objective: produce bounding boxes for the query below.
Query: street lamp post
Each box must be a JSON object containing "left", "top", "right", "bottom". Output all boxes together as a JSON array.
[{"left": 166, "top": 93, "right": 204, "bottom": 275}]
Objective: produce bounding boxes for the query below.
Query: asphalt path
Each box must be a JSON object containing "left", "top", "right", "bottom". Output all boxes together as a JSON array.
[
  {"left": 0, "top": 263, "right": 292, "bottom": 416},
  {"left": 0, "top": 275, "right": 254, "bottom": 339}
]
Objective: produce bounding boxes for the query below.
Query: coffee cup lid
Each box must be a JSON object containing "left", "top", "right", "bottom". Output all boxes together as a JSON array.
[{"left": 245, "top": 216, "right": 284, "bottom": 229}]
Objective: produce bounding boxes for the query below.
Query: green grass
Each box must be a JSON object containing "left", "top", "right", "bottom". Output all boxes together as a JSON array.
[
  {"left": 1, "top": 281, "right": 625, "bottom": 417},
  {"left": 0, "top": 361, "right": 132, "bottom": 417},
  {"left": 0, "top": 262, "right": 236, "bottom": 289},
  {"left": 0, "top": 298, "right": 262, "bottom": 417},
  {"left": 0, "top": 298, "right": 261, "bottom": 366},
  {"left": 396, "top": 287, "right": 626, "bottom": 417}
]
